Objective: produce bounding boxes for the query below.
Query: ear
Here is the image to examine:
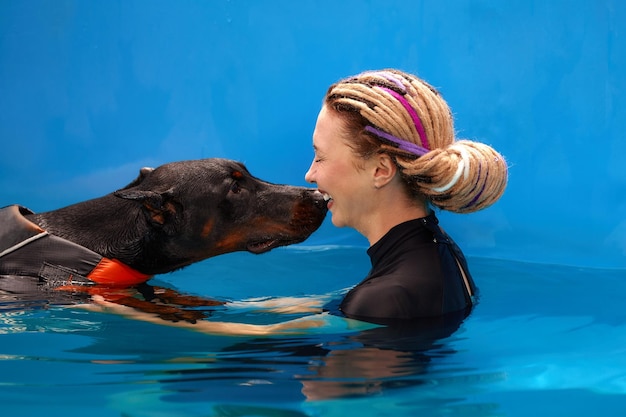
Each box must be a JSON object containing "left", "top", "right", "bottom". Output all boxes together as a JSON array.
[
  {"left": 372, "top": 154, "right": 398, "bottom": 189},
  {"left": 114, "top": 187, "right": 177, "bottom": 226},
  {"left": 118, "top": 167, "right": 155, "bottom": 191}
]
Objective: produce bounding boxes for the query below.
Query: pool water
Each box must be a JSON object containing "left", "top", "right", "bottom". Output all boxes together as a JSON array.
[{"left": 1, "top": 246, "right": 626, "bottom": 417}]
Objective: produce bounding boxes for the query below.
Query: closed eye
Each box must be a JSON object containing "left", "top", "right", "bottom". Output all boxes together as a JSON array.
[{"left": 229, "top": 181, "right": 242, "bottom": 194}]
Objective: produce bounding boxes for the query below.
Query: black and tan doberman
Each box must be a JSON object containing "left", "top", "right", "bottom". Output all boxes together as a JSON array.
[{"left": 0, "top": 158, "right": 327, "bottom": 320}]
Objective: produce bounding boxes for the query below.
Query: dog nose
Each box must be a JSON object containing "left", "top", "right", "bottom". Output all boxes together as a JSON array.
[{"left": 306, "top": 189, "right": 328, "bottom": 212}]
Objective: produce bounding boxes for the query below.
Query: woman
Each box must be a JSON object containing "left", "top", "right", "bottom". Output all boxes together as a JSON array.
[{"left": 304, "top": 69, "right": 507, "bottom": 323}]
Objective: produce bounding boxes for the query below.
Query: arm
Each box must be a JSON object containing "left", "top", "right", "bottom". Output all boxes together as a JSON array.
[
  {"left": 70, "top": 284, "right": 323, "bottom": 322},
  {"left": 228, "top": 295, "right": 327, "bottom": 314},
  {"left": 75, "top": 286, "right": 371, "bottom": 336},
  {"left": 85, "top": 295, "right": 330, "bottom": 336}
]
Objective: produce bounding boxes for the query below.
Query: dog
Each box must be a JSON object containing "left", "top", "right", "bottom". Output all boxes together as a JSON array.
[{"left": 0, "top": 158, "right": 327, "bottom": 320}]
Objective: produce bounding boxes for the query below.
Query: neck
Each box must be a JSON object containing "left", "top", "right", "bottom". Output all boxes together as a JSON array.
[
  {"left": 26, "top": 195, "right": 168, "bottom": 274},
  {"left": 363, "top": 206, "right": 429, "bottom": 246},
  {"left": 359, "top": 186, "right": 429, "bottom": 246}
]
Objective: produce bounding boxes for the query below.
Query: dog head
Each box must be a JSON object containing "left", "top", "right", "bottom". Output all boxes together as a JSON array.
[{"left": 114, "top": 158, "right": 327, "bottom": 273}]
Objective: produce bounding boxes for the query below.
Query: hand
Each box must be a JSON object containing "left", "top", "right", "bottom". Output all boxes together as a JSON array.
[{"left": 229, "top": 296, "right": 325, "bottom": 314}]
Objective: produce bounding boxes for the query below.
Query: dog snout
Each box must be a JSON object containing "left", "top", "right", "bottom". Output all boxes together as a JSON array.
[
  {"left": 288, "top": 188, "right": 327, "bottom": 232},
  {"left": 303, "top": 189, "right": 329, "bottom": 213}
]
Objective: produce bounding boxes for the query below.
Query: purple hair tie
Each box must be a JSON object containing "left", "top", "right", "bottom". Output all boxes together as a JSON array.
[
  {"left": 364, "top": 126, "right": 429, "bottom": 156},
  {"left": 380, "top": 87, "right": 430, "bottom": 150},
  {"left": 374, "top": 71, "right": 406, "bottom": 92},
  {"left": 460, "top": 164, "right": 487, "bottom": 210}
]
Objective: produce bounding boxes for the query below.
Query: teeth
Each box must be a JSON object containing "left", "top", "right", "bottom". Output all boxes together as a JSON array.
[{"left": 322, "top": 193, "right": 332, "bottom": 201}]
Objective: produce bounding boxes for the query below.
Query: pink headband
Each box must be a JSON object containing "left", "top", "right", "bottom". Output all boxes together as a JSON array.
[{"left": 379, "top": 87, "right": 430, "bottom": 150}]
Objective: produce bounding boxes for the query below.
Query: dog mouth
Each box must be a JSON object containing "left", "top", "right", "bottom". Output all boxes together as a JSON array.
[
  {"left": 246, "top": 238, "right": 297, "bottom": 254},
  {"left": 319, "top": 191, "right": 332, "bottom": 202}
]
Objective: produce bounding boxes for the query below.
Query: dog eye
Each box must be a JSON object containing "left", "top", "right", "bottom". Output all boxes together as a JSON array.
[{"left": 230, "top": 181, "right": 242, "bottom": 194}]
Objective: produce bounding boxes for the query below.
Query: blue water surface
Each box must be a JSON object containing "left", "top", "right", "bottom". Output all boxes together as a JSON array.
[{"left": 1, "top": 247, "right": 625, "bottom": 417}]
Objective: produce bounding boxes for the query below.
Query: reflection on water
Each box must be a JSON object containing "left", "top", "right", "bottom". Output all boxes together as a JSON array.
[
  {"left": 204, "top": 311, "right": 466, "bottom": 403},
  {"left": 2, "top": 251, "right": 626, "bottom": 417},
  {"left": 76, "top": 315, "right": 468, "bottom": 405},
  {"left": 298, "top": 313, "right": 467, "bottom": 401}
]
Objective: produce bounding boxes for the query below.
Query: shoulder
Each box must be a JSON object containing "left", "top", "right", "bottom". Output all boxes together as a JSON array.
[{"left": 340, "top": 281, "right": 416, "bottom": 320}]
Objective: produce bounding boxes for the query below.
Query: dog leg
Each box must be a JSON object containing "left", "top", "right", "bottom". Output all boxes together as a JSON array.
[
  {"left": 136, "top": 284, "right": 225, "bottom": 307},
  {"left": 63, "top": 285, "right": 222, "bottom": 323}
]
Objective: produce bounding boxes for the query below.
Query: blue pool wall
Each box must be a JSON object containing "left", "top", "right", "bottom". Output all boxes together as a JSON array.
[{"left": 1, "top": 0, "right": 624, "bottom": 269}]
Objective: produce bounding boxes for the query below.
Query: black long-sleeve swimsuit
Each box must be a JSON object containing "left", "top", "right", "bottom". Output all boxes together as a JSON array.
[{"left": 337, "top": 213, "right": 477, "bottom": 324}]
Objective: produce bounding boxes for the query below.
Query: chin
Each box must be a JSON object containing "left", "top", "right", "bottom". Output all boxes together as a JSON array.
[{"left": 330, "top": 215, "right": 347, "bottom": 228}]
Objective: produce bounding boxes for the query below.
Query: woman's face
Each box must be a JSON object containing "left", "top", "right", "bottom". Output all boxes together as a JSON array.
[{"left": 305, "top": 106, "right": 378, "bottom": 231}]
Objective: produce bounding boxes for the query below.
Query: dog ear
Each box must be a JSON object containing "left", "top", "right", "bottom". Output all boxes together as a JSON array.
[
  {"left": 114, "top": 188, "right": 177, "bottom": 226},
  {"left": 118, "top": 167, "right": 155, "bottom": 191}
]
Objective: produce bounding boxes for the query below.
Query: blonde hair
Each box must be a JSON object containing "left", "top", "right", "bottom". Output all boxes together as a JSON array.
[{"left": 324, "top": 69, "right": 507, "bottom": 213}]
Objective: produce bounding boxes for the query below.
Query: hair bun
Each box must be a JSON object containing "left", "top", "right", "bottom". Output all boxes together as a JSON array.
[{"left": 408, "top": 140, "right": 508, "bottom": 213}]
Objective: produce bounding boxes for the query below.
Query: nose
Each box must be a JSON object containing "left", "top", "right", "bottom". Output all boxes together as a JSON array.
[{"left": 304, "top": 161, "right": 315, "bottom": 184}]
